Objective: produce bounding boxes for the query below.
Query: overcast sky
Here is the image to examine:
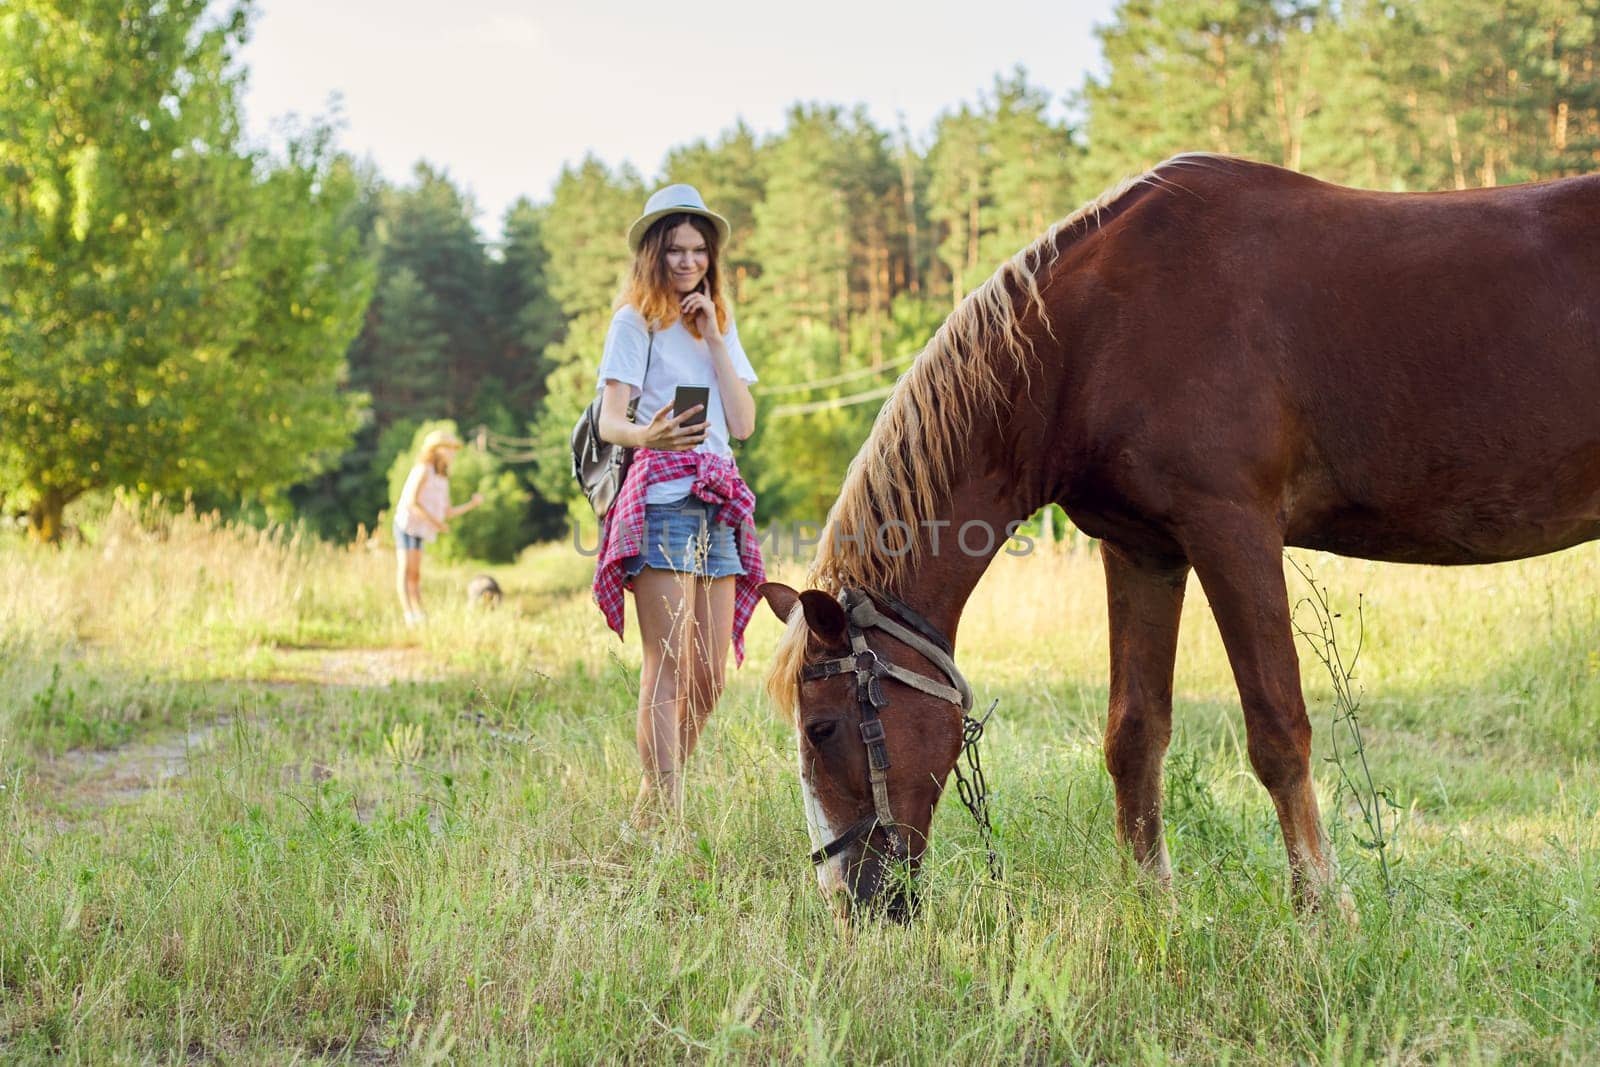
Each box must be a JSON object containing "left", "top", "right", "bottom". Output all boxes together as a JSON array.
[{"left": 238, "top": 0, "right": 1119, "bottom": 239}]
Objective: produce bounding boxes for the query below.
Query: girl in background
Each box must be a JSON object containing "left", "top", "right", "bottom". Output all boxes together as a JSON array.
[{"left": 394, "top": 428, "right": 482, "bottom": 625}]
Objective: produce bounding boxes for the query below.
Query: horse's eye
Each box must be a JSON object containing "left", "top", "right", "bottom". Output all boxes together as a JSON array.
[{"left": 804, "top": 720, "right": 837, "bottom": 746}]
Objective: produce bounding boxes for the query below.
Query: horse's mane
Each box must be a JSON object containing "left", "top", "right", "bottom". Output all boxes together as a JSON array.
[{"left": 767, "top": 160, "right": 1194, "bottom": 717}]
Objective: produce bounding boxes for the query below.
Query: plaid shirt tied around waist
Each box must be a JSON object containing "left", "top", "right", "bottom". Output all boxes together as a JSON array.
[{"left": 592, "top": 449, "right": 766, "bottom": 665}]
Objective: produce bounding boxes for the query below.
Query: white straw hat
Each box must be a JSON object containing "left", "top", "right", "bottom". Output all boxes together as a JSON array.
[
  {"left": 420, "top": 429, "right": 463, "bottom": 452},
  {"left": 626, "top": 184, "right": 731, "bottom": 252}
]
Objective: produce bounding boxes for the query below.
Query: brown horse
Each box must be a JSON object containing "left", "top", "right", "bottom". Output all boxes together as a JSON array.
[{"left": 760, "top": 154, "right": 1600, "bottom": 918}]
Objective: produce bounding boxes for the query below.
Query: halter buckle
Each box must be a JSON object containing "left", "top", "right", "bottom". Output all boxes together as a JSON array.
[
  {"left": 853, "top": 649, "right": 880, "bottom": 673},
  {"left": 858, "top": 719, "right": 886, "bottom": 746}
]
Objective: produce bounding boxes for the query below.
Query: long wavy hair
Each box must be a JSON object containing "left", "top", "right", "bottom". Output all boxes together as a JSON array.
[{"left": 619, "top": 212, "right": 730, "bottom": 339}]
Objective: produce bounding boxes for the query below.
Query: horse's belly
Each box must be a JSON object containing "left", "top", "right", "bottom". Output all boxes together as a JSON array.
[
  {"left": 1284, "top": 427, "right": 1600, "bottom": 565},
  {"left": 1288, "top": 505, "right": 1600, "bottom": 565}
]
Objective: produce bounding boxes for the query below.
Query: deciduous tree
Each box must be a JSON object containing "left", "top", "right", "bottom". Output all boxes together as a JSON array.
[{"left": 0, "top": 0, "right": 373, "bottom": 540}]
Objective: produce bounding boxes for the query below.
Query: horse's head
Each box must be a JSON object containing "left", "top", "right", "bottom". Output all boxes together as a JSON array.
[{"left": 761, "top": 582, "right": 971, "bottom": 921}]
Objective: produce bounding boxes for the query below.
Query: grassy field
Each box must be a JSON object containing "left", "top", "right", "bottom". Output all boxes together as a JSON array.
[{"left": 2, "top": 505, "right": 1597, "bottom": 1064}]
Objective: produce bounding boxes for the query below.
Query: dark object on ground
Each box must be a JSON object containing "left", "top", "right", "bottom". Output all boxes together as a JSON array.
[{"left": 466, "top": 574, "right": 502, "bottom": 609}]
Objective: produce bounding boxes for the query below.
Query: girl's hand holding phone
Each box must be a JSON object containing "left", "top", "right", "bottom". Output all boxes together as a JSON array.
[{"left": 640, "top": 402, "right": 708, "bottom": 452}]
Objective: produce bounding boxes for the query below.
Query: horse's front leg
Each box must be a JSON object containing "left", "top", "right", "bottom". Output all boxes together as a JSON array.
[
  {"left": 1101, "top": 541, "right": 1190, "bottom": 886},
  {"left": 1176, "top": 509, "right": 1351, "bottom": 916}
]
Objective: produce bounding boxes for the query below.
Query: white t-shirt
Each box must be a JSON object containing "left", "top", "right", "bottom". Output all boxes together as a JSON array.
[
  {"left": 395, "top": 463, "right": 449, "bottom": 542},
  {"left": 596, "top": 304, "right": 758, "bottom": 504}
]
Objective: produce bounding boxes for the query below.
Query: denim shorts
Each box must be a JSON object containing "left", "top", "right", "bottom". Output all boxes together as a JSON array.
[
  {"left": 394, "top": 521, "right": 425, "bottom": 552},
  {"left": 623, "top": 496, "right": 745, "bottom": 580}
]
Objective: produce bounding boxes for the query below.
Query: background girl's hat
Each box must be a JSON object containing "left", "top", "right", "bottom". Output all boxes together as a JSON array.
[
  {"left": 627, "top": 184, "right": 731, "bottom": 252},
  {"left": 421, "top": 429, "right": 463, "bottom": 452}
]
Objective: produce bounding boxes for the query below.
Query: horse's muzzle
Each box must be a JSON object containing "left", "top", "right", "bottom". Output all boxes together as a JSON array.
[{"left": 843, "top": 843, "right": 921, "bottom": 924}]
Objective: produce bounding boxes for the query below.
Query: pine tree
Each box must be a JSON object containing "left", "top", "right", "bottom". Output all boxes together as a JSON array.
[
  {"left": 924, "top": 73, "right": 1081, "bottom": 298},
  {"left": 982, "top": 71, "right": 1081, "bottom": 266},
  {"left": 376, "top": 165, "right": 492, "bottom": 418},
  {"left": 747, "top": 105, "right": 857, "bottom": 366},
  {"left": 492, "top": 199, "right": 563, "bottom": 417},
  {"left": 1078, "top": 0, "right": 1330, "bottom": 195},
  {"left": 838, "top": 107, "right": 902, "bottom": 369},
  {"left": 734, "top": 107, "right": 908, "bottom": 522},
  {"left": 1369, "top": 0, "right": 1600, "bottom": 188},
  {"left": 893, "top": 123, "right": 934, "bottom": 297},
  {"left": 369, "top": 267, "right": 449, "bottom": 427},
  {"left": 926, "top": 105, "right": 990, "bottom": 304}
]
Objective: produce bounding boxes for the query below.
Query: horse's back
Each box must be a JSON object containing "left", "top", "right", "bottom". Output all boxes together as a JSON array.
[{"left": 1065, "top": 156, "right": 1600, "bottom": 565}]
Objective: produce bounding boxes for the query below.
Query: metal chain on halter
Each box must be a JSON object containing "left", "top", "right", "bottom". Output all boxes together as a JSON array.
[{"left": 952, "top": 698, "right": 1002, "bottom": 881}]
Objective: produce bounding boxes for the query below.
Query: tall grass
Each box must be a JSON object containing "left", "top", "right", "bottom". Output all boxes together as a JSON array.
[{"left": 1, "top": 507, "right": 1596, "bottom": 1063}]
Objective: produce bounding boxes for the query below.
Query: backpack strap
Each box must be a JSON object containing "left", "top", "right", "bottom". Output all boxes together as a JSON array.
[{"left": 625, "top": 327, "right": 655, "bottom": 423}]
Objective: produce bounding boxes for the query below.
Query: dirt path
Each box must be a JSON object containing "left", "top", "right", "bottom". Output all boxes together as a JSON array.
[
  {"left": 267, "top": 645, "right": 430, "bottom": 687},
  {"left": 51, "top": 718, "right": 234, "bottom": 805},
  {"left": 39, "top": 647, "right": 434, "bottom": 808}
]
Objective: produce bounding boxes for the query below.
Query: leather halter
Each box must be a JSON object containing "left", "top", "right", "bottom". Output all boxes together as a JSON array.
[{"left": 799, "top": 587, "right": 973, "bottom": 868}]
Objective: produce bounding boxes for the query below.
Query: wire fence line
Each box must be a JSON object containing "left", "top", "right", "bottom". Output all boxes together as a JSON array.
[
  {"left": 471, "top": 426, "right": 563, "bottom": 464},
  {"left": 467, "top": 372, "right": 904, "bottom": 464},
  {"left": 476, "top": 429, "right": 540, "bottom": 448},
  {"left": 767, "top": 383, "right": 898, "bottom": 419},
  {"left": 758, "top": 357, "right": 915, "bottom": 397}
]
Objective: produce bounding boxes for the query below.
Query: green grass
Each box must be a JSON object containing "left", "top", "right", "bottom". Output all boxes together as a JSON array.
[{"left": 1, "top": 505, "right": 1597, "bottom": 1063}]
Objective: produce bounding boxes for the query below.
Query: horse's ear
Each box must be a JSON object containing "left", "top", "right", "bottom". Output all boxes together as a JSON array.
[
  {"left": 759, "top": 582, "right": 800, "bottom": 623},
  {"left": 798, "top": 589, "right": 850, "bottom": 648}
]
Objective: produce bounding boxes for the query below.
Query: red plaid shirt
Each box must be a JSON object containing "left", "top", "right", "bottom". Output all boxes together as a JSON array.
[{"left": 593, "top": 449, "right": 766, "bottom": 666}]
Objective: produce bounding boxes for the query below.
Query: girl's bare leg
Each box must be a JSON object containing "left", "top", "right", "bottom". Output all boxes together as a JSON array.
[
  {"left": 395, "top": 550, "right": 411, "bottom": 617},
  {"left": 396, "top": 548, "right": 424, "bottom": 619},
  {"left": 630, "top": 567, "right": 697, "bottom": 823},
  {"left": 405, "top": 549, "right": 425, "bottom": 618},
  {"left": 682, "top": 576, "right": 736, "bottom": 761}
]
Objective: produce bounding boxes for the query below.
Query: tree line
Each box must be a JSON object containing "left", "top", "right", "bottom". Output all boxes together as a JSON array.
[{"left": 4, "top": 0, "right": 1598, "bottom": 549}]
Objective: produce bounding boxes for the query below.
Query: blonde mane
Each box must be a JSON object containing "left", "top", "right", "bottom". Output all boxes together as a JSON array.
[{"left": 766, "top": 164, "right": 1178, "bottom": 717}]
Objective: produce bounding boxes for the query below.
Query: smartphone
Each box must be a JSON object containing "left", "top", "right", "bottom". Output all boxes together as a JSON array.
[{"left": 673, "top": 385, "right": 710, "bottom": 428}]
